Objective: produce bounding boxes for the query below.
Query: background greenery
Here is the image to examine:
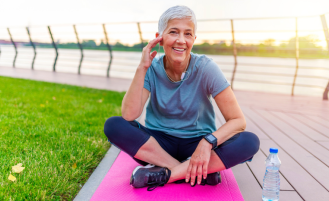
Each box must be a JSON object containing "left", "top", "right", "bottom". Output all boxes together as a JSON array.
[
  {"left": 0, "top": 76, "right": 124, "bottom": 200},
  {"left": 23, "top": 35, "right": 329, "bottom": 59}
]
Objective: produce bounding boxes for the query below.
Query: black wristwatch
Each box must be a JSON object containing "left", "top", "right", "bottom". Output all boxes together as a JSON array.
[{"left": 204, "top": 133, "right": 217, "bottom": 150}]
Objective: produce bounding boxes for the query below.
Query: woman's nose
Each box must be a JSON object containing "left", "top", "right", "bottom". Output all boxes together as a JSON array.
[{"left": 176, "top": 34, "right": 186, "bottom": 44}]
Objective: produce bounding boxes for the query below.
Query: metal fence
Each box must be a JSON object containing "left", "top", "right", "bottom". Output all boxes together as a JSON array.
[{"left": 1, "top": 13, "right": 329, "bottom": 100}]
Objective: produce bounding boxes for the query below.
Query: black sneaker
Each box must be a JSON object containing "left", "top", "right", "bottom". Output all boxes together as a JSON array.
[
  {"left": 130, "top": 165, "right": 171, "bottom": 191},
  {"left": 204, "top": 172, "right": 222, "bottom": 185},
  {"left": 174, "top": 172, "right": 221, "bottom": 186}
]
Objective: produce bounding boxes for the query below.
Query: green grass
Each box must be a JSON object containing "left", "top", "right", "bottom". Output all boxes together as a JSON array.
[{"left": 0, "top": 76, "right": 125, "bottom": 200}]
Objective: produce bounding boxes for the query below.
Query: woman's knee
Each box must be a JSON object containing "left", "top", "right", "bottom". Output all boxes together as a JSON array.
[
  {"left": 103, "top": 116, "right": 150, "bottom": 157},
  {"left": 214, "top": 131, "right": 260, "bottom": 169},
  {"left": 104, "top": 116, "right": 128, "bottom": 141},
  {"left": 241, "top": 131, "right": 260, "bottom": 157}
]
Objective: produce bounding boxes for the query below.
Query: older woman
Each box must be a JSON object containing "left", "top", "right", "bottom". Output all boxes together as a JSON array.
[{"left": 104, "top": 5, "right": 260, "bottom": 191}]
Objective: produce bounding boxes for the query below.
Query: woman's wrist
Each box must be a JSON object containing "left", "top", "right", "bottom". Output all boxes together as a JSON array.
[
  {"left": 201, "top": 138, "right": 213, "bottom": 150},
  {"left": 137, "top": 64, "right": 149, "bottom": 72}
]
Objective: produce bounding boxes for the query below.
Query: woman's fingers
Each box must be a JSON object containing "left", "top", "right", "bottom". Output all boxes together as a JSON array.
[
  {"left": 150, "top": 51, "right": 157, "bottom": 60},
  {"left": 185, "top": 162, "right": 193, "bottom": 182},
  {"left": 145, "top": 36, "right": 162, "bottom": 52},
  {"left": 190, "top": 164, "right": 197, "bottom": 186},
  {"left": 197, "top": 164, "right": 203, "bottom": 184},
  {"left": 139, "top": 36, "right": 162, "bottom": 68},
  {"left": 202, "top": 162, "right": 208, "bottom": 180}
]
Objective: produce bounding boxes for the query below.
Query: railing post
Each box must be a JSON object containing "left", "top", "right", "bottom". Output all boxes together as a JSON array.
[
  {"left": 7, "top": 28, "right": 17, "bottom": 68},
  {"left": 26, "top": 27, "right": 37, "bottom": 70},
  {"left": 137, "top": 22, "right": 144, "bottom": 51},
  {"left": 73, "top": 25, "right": 83, "bottom": 75},
  {"left": 102, "top": 24, "right": 113, "bottom": 78},
  {"left": 320, "top": 14, "right": 329, "bottom": 100},
  {"left": 48, "top": 26, "right": 58, "bottom": 72},
  {"left": 292, "top": 17, "right": 299, "bottom": 96},
  {"left": 230, "top": 19, "right": 238, "bottom": 90}
]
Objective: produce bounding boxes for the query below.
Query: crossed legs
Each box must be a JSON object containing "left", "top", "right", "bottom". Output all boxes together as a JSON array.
[
  {"left": 104, "top": 116, "right": 260, "bottom": 185},
  {"left": 134, "top": 136, "right": 226, "bottom": 183}
]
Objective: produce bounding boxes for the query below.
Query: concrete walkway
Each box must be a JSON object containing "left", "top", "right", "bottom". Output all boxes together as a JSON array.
[{"left": 0, "top": 66, "right": 132, "bottom": 92}]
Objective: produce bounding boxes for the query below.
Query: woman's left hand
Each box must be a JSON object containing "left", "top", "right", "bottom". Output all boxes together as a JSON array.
[{"left": 185, "top": 138, "right": 212, "bottom": 186}]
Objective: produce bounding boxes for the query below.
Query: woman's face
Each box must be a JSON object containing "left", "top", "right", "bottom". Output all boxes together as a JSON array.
[{"left": 157, "top": 18, "right": 196, "bottom": 64}]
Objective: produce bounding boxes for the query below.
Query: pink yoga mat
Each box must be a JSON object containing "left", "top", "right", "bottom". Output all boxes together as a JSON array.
[{"left": 91, "top": 152, "right": 244, "bottom": 201}]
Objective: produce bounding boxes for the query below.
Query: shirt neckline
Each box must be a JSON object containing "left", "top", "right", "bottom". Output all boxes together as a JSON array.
[{"left": 160, "top": 53, "right": 194, "bottom": 84}]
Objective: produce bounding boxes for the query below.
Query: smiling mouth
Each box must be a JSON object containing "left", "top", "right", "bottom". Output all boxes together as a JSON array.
[{"left": 172, "top": 47, "right": 186, "bottom": 52}]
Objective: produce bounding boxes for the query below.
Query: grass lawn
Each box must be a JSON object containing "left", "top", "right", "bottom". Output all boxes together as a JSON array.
[{"left": 0, "top": 76, "right": 125, "bottom": 200}]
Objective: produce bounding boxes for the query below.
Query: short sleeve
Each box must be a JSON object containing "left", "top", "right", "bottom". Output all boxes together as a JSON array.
[
  {"left": 203, "top": 59, "right": 230, "bottom": 98},
  {"left": 144, "top": 68, "right": 151, "bottom": 92}
]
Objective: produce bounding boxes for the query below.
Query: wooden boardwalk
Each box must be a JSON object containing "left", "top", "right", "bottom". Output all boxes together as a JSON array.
[
  {"left": 138, "top": 90, "right": 329, "bottom": 201},
  {"left": 226, "top": 91, "right": 329, "bottom": 201},
  {"left": 1, "top": 67, "right": 329, "bottom": 201}
]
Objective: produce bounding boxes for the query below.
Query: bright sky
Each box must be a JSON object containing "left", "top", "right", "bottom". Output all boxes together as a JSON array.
[
  {"left": 0, "top": 0, "right": 328, "bottom": 26},
  {"left": 0, "top": 0, "right": 329, "bottom": 46}
]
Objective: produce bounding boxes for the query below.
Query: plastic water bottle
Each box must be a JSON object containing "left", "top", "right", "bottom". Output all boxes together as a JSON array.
[{"left": 262, "top": 148, "right": 281, "bottom": 201}]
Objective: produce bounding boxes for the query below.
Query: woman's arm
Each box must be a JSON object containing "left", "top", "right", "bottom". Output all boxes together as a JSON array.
[
  {"left": 121, "top": 76, "right": 150, "bottom": 121},
  {"left": 186, "top": 86, "right": 245, "bottom": 185},
  {"left": 121, "top": 36, "right": 162, "bottom": 121},
  {"left": 212, "top": 86, "right": 246, "bottom": 145}
]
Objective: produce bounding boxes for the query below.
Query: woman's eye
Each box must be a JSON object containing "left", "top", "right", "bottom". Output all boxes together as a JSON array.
[
  {"left": 170, "top": 31, "right": 178, "bottom": 34},
  {"left": 186, "top": 33, "right": 192, "bottom": 36}
]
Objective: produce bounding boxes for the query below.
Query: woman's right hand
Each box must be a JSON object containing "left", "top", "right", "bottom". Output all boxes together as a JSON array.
[{"left": 139, "top": 36, "right": 163, "bottom": 69}]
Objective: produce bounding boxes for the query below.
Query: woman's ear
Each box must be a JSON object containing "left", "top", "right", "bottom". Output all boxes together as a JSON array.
[{"left": 155, "top": 32, "right": 163, "bottom": 46}]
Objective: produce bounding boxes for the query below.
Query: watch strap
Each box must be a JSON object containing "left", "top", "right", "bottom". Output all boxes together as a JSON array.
[{"left": 204, "top": 133, "right": 217, "bottom": 150}]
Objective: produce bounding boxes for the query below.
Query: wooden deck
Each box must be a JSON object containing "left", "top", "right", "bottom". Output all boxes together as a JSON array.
[
  {"left": 138, "top": 90, "right": 329, "bottom": 201},
  {"left": 224, "top": 91, "right": 329, "bottom": 201}
]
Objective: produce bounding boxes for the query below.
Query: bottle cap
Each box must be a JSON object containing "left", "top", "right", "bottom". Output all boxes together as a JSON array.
[{"left": 270, "top": 147, "right": 278, "bottom": 153}]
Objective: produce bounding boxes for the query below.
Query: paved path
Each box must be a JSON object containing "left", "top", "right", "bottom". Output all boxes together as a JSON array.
[
  {"left": 0, "top": 66, "right": 132, "bottom": 92},
  {"left": 2, "top": 66, "right": 329, "bottom": 201}
]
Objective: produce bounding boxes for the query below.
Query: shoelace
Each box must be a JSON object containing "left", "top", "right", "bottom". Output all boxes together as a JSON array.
[{"left": 147, "top": 167, "right": 171, "bottom": 191}]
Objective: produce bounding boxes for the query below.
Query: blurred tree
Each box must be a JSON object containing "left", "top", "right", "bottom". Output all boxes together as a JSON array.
[
  {"left": 264, "top": 39, "right": 275, "bottom": 46},
  {"left": 286, "top": 35, "right": 320, "bottom": 48},
  {"left": 82, "top": 40, "right": 97, "bottom": 48}
]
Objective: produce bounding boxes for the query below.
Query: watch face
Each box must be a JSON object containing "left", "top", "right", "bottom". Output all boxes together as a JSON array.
[{"left": 207, "top": 134, "right": 216, "bottom": 142}]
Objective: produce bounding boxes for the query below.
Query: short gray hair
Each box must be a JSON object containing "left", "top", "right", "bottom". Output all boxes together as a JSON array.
[{"left": 158, "top": 5, "right": 197, "bottom": 36}]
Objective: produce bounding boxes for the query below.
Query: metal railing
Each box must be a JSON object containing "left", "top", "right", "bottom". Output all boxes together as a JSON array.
[{"left": 0, "top": 14, "right": 329, "bottom": 100}]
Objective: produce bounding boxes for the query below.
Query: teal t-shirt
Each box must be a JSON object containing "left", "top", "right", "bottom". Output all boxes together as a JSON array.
[{"left": 144, "top": 52, "right": 230, "bottom": 138}]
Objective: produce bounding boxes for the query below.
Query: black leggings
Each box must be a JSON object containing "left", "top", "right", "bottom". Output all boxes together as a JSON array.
[{"left": 104, "top": 116, "right": 260, "bottom": 169}]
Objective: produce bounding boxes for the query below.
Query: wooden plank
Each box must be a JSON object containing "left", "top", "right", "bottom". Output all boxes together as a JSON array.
[
  {"left": 260, "top": 139, "right": 329, "bottom": 201},
  {"left": 244, "top": 113, "right": 297, "bottom": 190},
  {"left": 234, "top": 90, "right": 329, "bottom": 118},
  {"left": 270, "top": 111, "right": 328, "bottom": 141},
  {"left": 279, "top": 191, "right": 303, "bottom": 201},
  {"left": 247, "top": 149, "right": 294, "bottom": 191},
  {"left": 243, "top": 107, "right": 329, "bottom": 201},
  {"left": 231, "top": 163, "right": 263, "bottom": 201},
  {"left": 288, "top": 113, "right": 329, "bottom": 138},
  {"left": 252, "top": 109, "right": 329, "bottom": 191},
  {"left": 306, "top": 115, "right": 329, "bottom": 129},
  {"left": 317, "top": 141, "right": 329, "bottom": 150},
  {"left": 245, "top": 114, "right": 270, "bottom": 140},
  {"left": 263, "top": 111, "right": 329, "bottom": 167}
]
